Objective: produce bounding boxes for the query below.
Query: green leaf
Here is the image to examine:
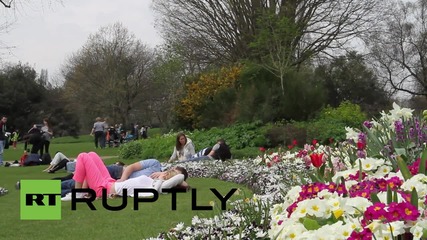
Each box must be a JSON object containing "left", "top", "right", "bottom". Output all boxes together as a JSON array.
[
  {"left": 358, "top": 159, "right": 363, "bottom": 182},
  {"left": 302, "top": 218, "right": 321, "bottom": 231},
  {"left": 411, "top": 188, "right": 419, "bottom": 208},
  {"left": 319, "top": 164, "right": 326, "bottom": 179},
  {"left": 394, "top": 148, "right": 407, "bottom": 156},
  {"left": 418, "top": 148, "right": 427, "bottom": 175},
  {"left": 307, "top": 172, "right": 323, "bottom": 183},
  {"left": 387, "top": 185, "right": 392, "bottom": 204},
  {"left": 393, "top": 190, "right": 398, "bottom": 202},
  {"left": 396, "top": 156, "right": 413, "bottom": 180},
  {"left": 370, "top": 192, "right": 381, "bottom": 203}
]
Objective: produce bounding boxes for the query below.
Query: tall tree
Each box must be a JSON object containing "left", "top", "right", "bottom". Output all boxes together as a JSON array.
[
  {"left": 315, "top": 51, "right": 391, "bottom": 116},
  {"left": 148, "top": 47, "right": 187, "bottom": 127},
  {"left": 153, "top": 0, "right": 381, "bottom": 69},
  {"left": 62, "top": 22, "right": 154, "bottom": 128},
  {"left": 367, "top": 0, "right": 427, "bottom": 98},
  {"left": 0, "top": 63, "right": 79, "bottom": 136}
]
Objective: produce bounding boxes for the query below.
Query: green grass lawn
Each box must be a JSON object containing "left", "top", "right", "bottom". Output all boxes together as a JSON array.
[{"left": 0, "top": 137, "right": 252, "bottom": 240}]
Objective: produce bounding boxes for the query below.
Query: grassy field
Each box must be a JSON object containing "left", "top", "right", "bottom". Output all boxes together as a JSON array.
[{"left": 0, "top": 136, "right": 252, "bottom": 240}]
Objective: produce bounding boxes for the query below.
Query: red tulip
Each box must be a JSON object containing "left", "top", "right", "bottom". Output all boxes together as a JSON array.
[
  {"left": 259, "top": 147, "right": 266, "bottom": 152},
  {"left": 288, "top": 145, "right": 294, "bottom": 150},
  {"left": 312, "top": 139, "right": 318, "bottom": 146},
  {"left": 292, "top": 139, "right": 298, "bottom": 146},
  {"left": 357, "top": 141, "right": 366, "bottom": 150},
  {"left": 310, "top": 153, "right": 324, "bottom": 168}
]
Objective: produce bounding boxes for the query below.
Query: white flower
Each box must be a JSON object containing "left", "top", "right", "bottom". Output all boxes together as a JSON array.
[
  {"left": 356, "top": 157, "right": 385, "bottom": 172},
  {"left": 389, "top": 102, "right": 414, "bottom": 121},
  {"left": 174, "top": 222, "right": 185, "bottom": 231},
  {"left": 342, "top": 197, "right": 372, "bottom": 215},
  {"left": 410, "top": 220, "right": 427, "bottom": 240},
  {"left": 373, "top": 165, "right": 392, "bottom": 177},
  {"left": 402, "top": 174, "right": 427, "bottom": 196},
  {"left": 345, "top": 127, "right": 359, "bottom": 142},
  {"left": 293, "top": 199, "right": 330, "bottom": 219}
]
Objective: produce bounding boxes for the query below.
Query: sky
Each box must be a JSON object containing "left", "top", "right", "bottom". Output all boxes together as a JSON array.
[{"left": 0, "top": 0, "right": 163, "bottom": 82}]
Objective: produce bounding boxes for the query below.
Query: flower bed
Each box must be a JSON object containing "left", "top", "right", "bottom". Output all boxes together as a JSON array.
[{"left": 150, "top": 103, "right": 427, "bottom": 240}]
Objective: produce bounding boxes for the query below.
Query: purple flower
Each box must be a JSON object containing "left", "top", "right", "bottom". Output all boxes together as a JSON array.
[{"left": 363, "top": 120, "right": 373, "bottom": 129}]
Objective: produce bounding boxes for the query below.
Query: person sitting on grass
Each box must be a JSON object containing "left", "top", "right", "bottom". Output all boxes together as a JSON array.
[
  {"left": 180, "top": 138, "right": 232, "bottom": 162},
  {"left": 61, "top": 152, "right": 188, "bottom": 201},
  {"left": 168, "top": 132, "right": 195, "bottom": 163}
]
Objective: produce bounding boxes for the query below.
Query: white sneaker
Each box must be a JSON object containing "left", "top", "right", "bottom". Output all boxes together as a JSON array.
[{"left": 61, "top": 192, "right": 85, "bottom": 201}]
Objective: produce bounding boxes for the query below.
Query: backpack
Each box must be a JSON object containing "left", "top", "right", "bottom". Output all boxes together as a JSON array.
[{"left": 40, "top": 153, "right": 52, "bottom": 165}]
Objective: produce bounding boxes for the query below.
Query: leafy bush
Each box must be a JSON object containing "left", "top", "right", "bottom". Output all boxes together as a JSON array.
[
  {"left": 265, "top": 122, "right": 307, "bottom": 147},
  {"left": 190, "top": 121, "right": 270, "bottom": 150},
  {"left": 306, "top": 101, "right": 367, "bottom": 143},
  {"left": 118, "top": 140, "right": 144, "bottom": 159}
]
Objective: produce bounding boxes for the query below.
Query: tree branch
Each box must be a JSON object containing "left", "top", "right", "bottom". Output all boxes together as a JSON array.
[{"left": 0, "top": 0, "right": 13, "bottom": 8}]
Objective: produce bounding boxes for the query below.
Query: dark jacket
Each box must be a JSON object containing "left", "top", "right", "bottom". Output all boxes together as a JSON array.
[
  {"left": 212, "top": 143, "right": 232, "bottom": 161},
  {"left": 0, "top": 122, "right": 6, "bottom": 141}
]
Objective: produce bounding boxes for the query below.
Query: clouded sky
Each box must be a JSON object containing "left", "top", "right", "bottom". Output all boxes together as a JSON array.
[{"left": 0, "top": 0, "right": 163, "bottom": 81}]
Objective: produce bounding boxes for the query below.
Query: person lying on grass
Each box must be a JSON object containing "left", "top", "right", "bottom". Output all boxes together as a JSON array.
[
  {"left": 58, "top": 157, "right": 189, "bottom": 197},
  {"left": 61, "top": 152, "right": 188, "bottom": 201},
  {"left": 43, "top": 151, "right": 70, "bottom": 173}
]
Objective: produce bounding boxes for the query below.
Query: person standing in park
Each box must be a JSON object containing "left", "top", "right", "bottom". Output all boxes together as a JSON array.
[
  {"left": 0, "top": 116, "right": 7, "bottom": 165},
  {"left": 41, "top": 118, "right": 53, "bottom": 154},
  {"left": 90, "top": 117, "right": 105, "bottom": 149}
]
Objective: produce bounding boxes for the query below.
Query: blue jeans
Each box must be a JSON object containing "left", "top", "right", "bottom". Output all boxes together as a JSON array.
[
  {"left": 106, "top": 165, "right": 123, "bottom": 180},
  {"left": 0, "top": 140, "right": 4, "bottom": 165},
  {"left": 61, "top": 179, "right": 75, "bottom": 197}
]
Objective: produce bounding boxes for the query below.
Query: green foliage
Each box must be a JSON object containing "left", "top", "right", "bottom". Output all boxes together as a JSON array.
[
  {"left": 315, "top": 51, "right": 390, "bottom": 117},
  {"left": 121, "top": 122, "right": 270, "bottom": 160},
  {"left": 236, "top": 64, "right": 326, "bottom": 123},
  {"left": 190, "top": 121, "right": 269, "bottom": 150},
  {"left": 265, "top": 122, "right": 307, "bottom": 147},
  {"left": 306, "top": 101, "right": 367, "bottom": 143},
  {"left": 118, "top": 140, "right": 144, "bottom": 159}
]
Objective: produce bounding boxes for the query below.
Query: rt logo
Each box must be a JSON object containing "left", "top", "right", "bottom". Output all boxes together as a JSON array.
[{"left": 20, "top": 180, "right": 61, "bottom": 220}]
